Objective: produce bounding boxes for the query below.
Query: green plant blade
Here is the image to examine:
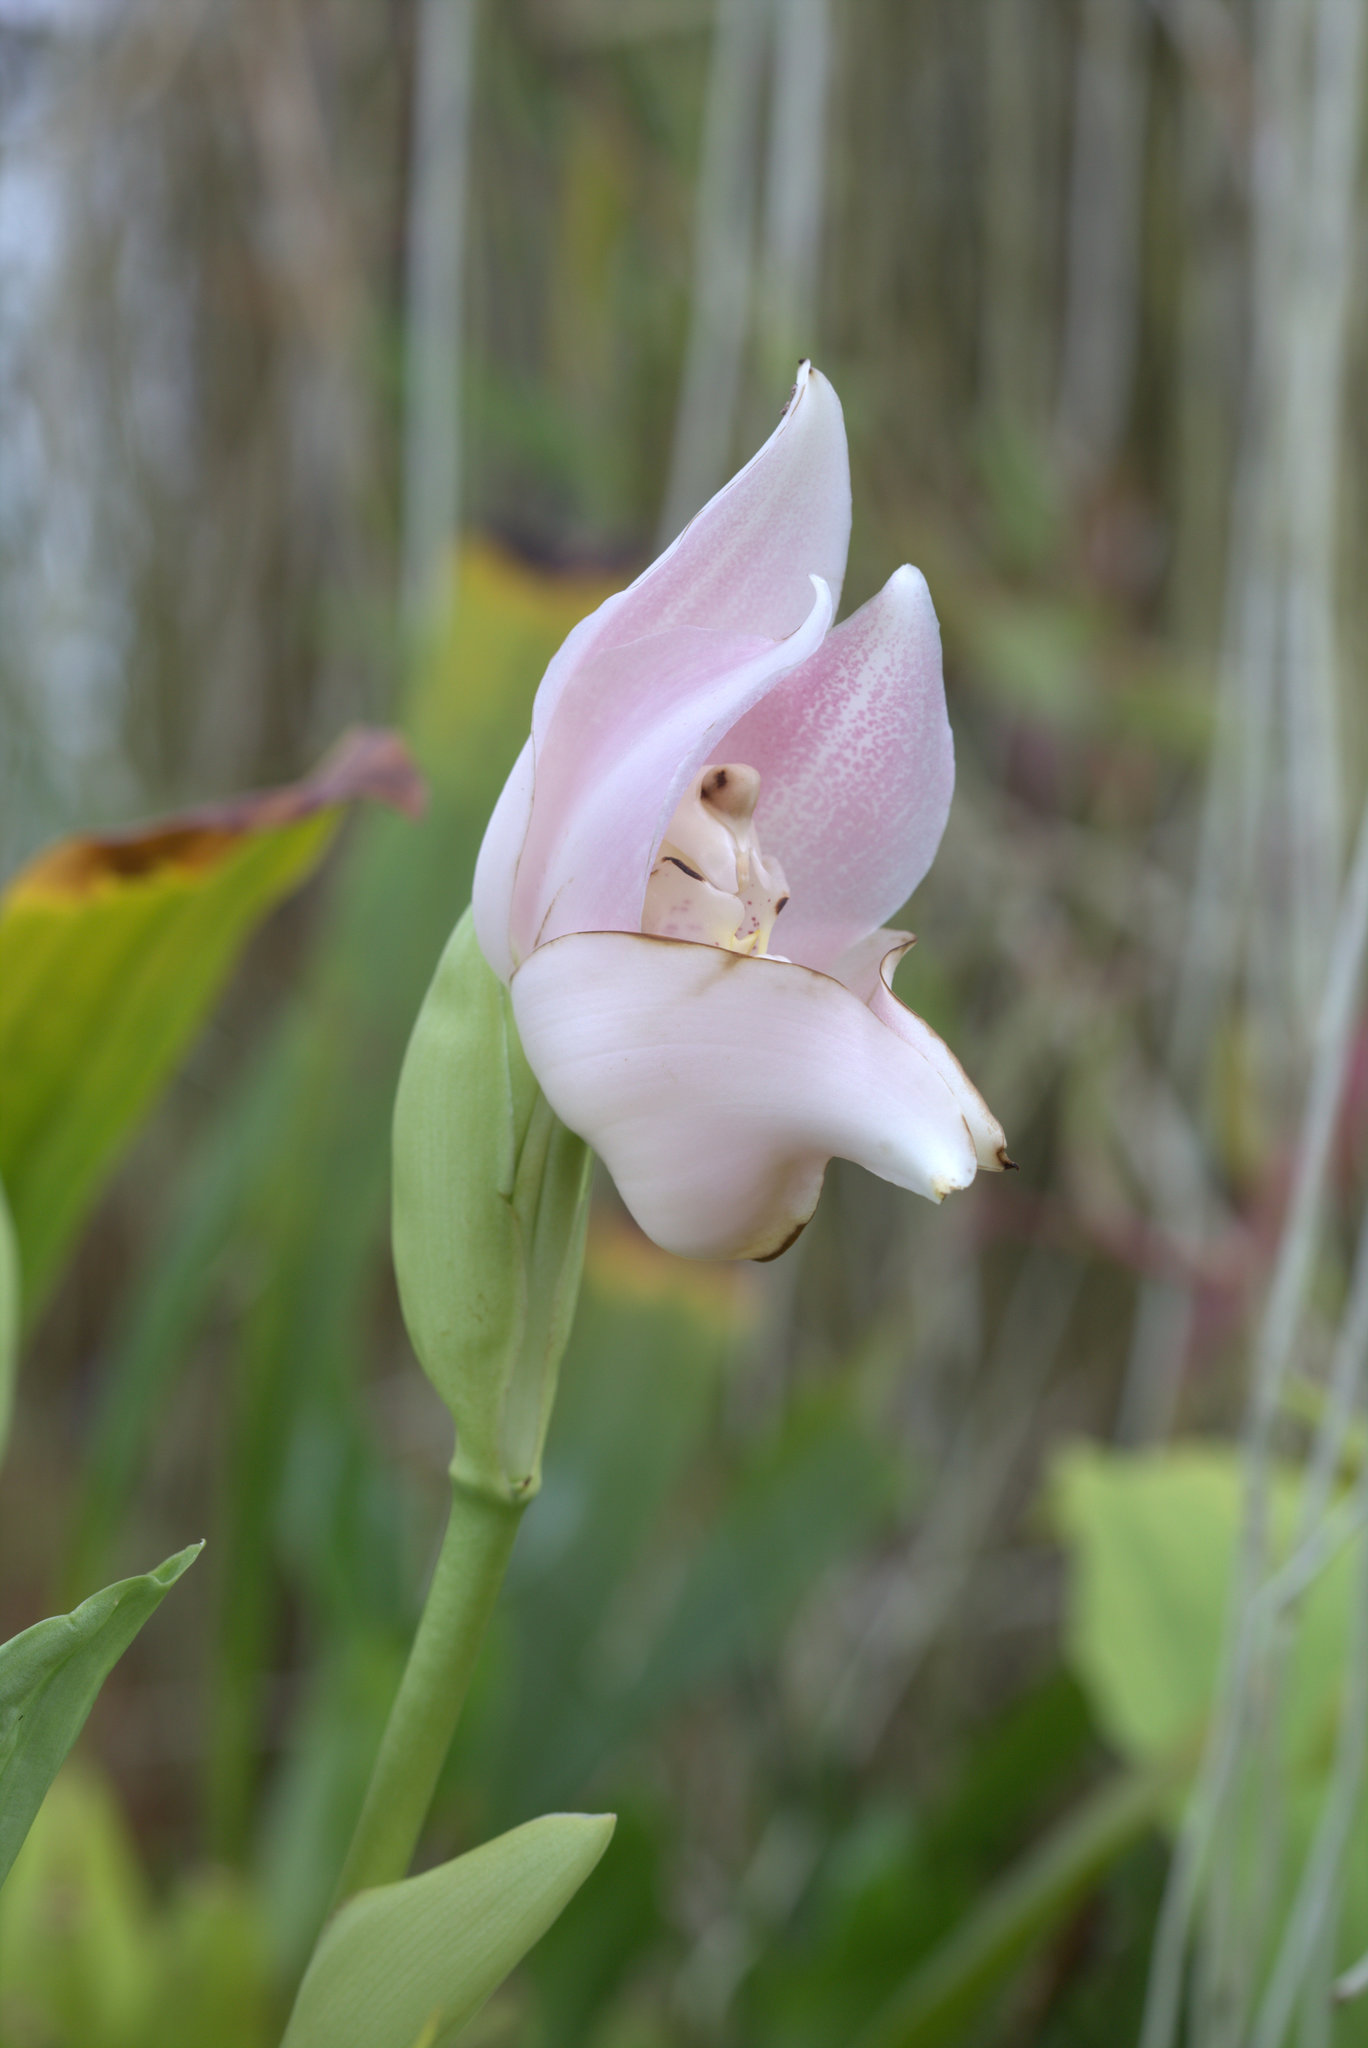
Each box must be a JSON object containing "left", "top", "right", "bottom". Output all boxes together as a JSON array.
[
  {"left": 0, "top": 727, "right": 423, "bottom": 1312},
  {"left": 1050, "top": 1442, "right": 1353, "bottom": 1781},
  {"left": 0, "top": 1541, "right": 202, "bottom": 1888},
  {"left": 856, "top": 1765, "right": 1170, "bottom": 2048},
  {"left": 0, "top": 1172, "right": 16, "bottom": 1463},
  {"left": 282, "top": 1812, "right": 615, "bottom": 2048}
]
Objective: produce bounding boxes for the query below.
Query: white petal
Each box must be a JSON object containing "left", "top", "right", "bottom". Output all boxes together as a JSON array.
[
  {"left": 832, "top": 931, "right": 1011, "bottom": 1173},
  {"left": 510, "top": 932, "right": 982, "bottom": 1261},
  {"left": 472, "top": 736, "right": 535, "bottom": 979}
]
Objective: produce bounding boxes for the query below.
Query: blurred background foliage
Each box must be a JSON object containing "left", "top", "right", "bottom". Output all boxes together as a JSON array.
[{"left": 2, "top": 0, "right": 1368, "bottom": 2042}]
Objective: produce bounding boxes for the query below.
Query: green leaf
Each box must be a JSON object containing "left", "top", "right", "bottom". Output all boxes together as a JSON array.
[
  {"left": 0, "top": 1762, "right": 157, "bottom": 2046},
  {"left": 0, "top": 728, "right": 423, "bottom": 1312},
  {"left": 0, "top": 1171, "right": 16, "bottom": 1463},
  {"left": 1050, "top": 1443, "right": 1353, "bottom": 1783},
  {"left": 281, "top": 1813, "right": 615, "bottom": 2048},
  {"left": 0, "top": 1761, "right": 276, "bottom": 2048},
  {"left": 0, "top": 1542, "right": 202, "bottom": 1888}
]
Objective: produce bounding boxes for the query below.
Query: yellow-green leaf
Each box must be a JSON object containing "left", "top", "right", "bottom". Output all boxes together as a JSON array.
[
  {"left": 282, "top": 1813, "right": 615, "bottom": 2048},
  {"left": 0, "top": 728, "right": 423, "bottom": 1313},
  {"left": 0, "top": 1173, "right": 16, "bottom": 1462}
]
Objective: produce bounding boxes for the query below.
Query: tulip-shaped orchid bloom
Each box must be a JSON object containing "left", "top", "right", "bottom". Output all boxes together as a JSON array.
[{"left": 473, "top": 366, "right": 1009, "bottom": 1261}]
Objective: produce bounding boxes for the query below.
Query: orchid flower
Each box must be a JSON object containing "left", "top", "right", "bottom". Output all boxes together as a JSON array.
[{"left": 473, "top": 365, "right": 1009, "bottom": 1261}]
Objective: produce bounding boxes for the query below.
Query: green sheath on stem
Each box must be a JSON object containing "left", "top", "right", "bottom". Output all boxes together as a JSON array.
[
  {"left": 336, "top": 1481, "right": 524, "bottom": 1899},
  {"left": 390, "top": 909, "right": 591, "bottom": 1499},
  {"left": 334, "top": 907, "right": 592, "bottom": 1903}
]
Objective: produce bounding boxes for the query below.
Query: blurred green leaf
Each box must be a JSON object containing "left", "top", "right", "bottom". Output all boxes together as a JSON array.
[
  {"left": 0, "top": 1541, "right": 201, "bottom": 1888},
  {"left": 1052, "top": 1443, "right": 1229, "bottom": 1766},
  {"left": 632, "top": 1397, "right": 902, "bottom": 1714},
  {"left": 742, "top": 1677, "right": 1100, "bottom": 2048},
  {"left": 856, "top": 1764, "right": 1169, "bottom": 2048},
  {"left": 0, "top": 1170, "right": 16, "bottom": 1463},
  {"left": 65, "top": 1034, "right": 300, "bottom": 1598},
  {"left": 0, "top": 1763, "right": 278, "bottom": 2048},
  {"left": 281, "top": 1813, "right": 615, "bottom": 2048},
  {"left": 0, "top": 1764, "right": 156, "bottom": 2047},
  {"left": 1051, "top": 1443, "right": 1353, "bottom": 1784},
  {"left": 0, "top": 727, "right": 422, "bottom": 1310}
]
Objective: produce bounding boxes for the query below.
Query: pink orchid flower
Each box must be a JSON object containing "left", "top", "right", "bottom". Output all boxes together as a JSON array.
[{"left": 473, "top": 364, "right": 1009, "bottom": 1261}]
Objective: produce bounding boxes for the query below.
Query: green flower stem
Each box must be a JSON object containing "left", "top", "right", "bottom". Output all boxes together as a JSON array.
[{"left": 336, "top": 1476, "right": 525, "bottom": 1901}]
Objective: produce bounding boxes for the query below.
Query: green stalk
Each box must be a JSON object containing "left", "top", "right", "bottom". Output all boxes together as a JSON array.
[{"left": 336, "top": 1478, "right": 525, "bottom": 1901}]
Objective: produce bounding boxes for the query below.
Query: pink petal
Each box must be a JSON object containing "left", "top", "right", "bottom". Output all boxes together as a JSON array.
[
  {"left": 531, "top": 364, "right": 851, "bottom": 751},
  {"left": 630, "top": 362, "right": 851, "bottom": 636},
  {"left": 833, "top": 930, "right": 1010, "bottom": 1172},
  {"left": 718, "top": 565, "right": 954, "bottom": 972},
  {"left": 510, "top": 582, "right": 833, "bottom": 957},
  {"left": 472, "top": 736, "right": 534, "bottom": 982},
  {"left": 473, "top": 366, "right": 851, "bottom": 972},
  {"left": 510, "top": 932, "right": 982, "bottom": 1261}
]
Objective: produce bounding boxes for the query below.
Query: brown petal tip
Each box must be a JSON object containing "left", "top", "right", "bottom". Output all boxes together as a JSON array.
[{"left": 998, "top": 1149, "right": 1019, "bottom": 1172}]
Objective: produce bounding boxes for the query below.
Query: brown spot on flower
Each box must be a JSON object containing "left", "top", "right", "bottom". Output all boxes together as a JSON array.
[{"left": 754, "top": 1218, "right": 810, "bottom": 1262}]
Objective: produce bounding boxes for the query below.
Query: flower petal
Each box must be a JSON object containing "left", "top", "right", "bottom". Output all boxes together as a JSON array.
[
  {"left": 832, "top": 930, "right": 1010, "bottom": 1173},
  {"left": 473, "top": 367, "right": 850, "bottom": 971},
  {"left": 472, "top": 736, "right": 534, "bottom": 982},
  {"left": 510, "top": 932, "right": 982, "bottom": 1261},
  {"left": 531, "top": 364, "right": 850, "bottom": 753},
  {"left": 717, "top": 565, "right": 954, "bottom": 971},
  {"left": 632, "top": 361, "right": 851, "bottom": 636},
  {"left": 510, "top": 581, "right": 834, "bottom": 959}
]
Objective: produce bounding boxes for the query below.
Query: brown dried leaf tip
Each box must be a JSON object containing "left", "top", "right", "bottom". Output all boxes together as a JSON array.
[{"left": 8, "top": 726, "right": 427, "bottom": 901}]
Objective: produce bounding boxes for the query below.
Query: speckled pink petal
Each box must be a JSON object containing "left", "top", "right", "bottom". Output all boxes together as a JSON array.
[
  {"left": 718, "top": 565, "right": 953, "bottom": 973},
  {"left": 510, "top": 931, "right": 982, "bottom": 1261}
]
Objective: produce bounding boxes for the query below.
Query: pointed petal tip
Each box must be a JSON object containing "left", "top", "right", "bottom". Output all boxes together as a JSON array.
[
  {"left": 998, "top": 1149, "right": 1018, "bottom": 1172},
  {"left": 781, "top": 358, "right": 845, "bottom": 448},
  {"left": 885, "top": 560, "right": 933, "bottom": 601}
]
